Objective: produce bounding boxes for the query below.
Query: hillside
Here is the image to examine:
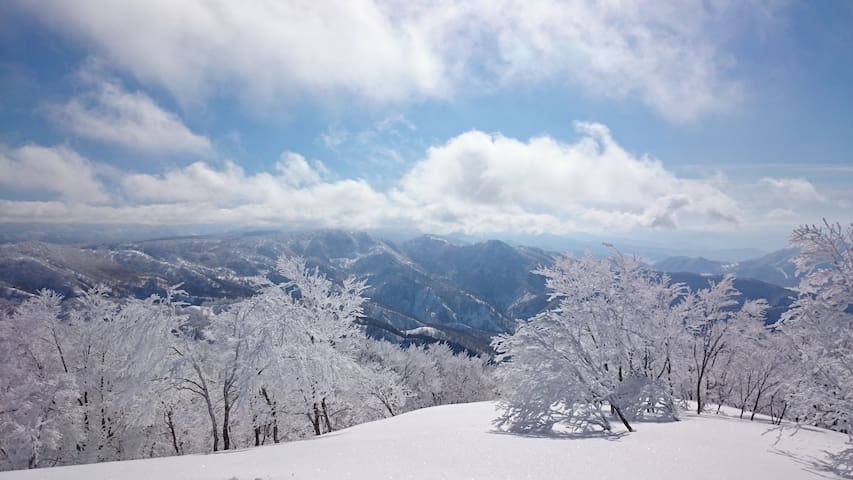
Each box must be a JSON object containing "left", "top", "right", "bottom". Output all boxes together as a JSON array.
[
  {"left": 0, "top": 230, "right": 800, "bottom": 351},
  {"left": 0, "top": 401, "right": 847, "bottom": 480},
  {"left": 655, "top": 248, "right": 800, "bottom": 288},
  {"left": 0, "top": 231, "right": 552, "bottom": 352},
  {"left": 666, "top": 272, "right": 796, "bottom": 324}
]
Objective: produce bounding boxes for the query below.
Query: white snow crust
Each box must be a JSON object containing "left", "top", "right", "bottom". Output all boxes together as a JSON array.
[{"left": 1, "top": 401, "right": 848, "bottom": 480}]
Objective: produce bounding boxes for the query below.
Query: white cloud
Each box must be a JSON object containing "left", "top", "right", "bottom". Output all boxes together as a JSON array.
[
  {"left": 47, "top": 69, "right": 212, "bottom": 155},
  {"left": 462, "top": 0, "right": 745, "bottom": 121},
  {"left": 0, "top": 144, "right": 109, "bottom": 203},
  {"left": 758, "top": 177, "right": 827, "bottom": 203},
  {"left": 0, "top": 122, "right": 747, "bottom": 233},
  {"left": 767, "top": 208, "right": 796, "bottom": 219},
  {"left": 320, "top": 127, "right": 349, "bottom": 150},
  {"left": 17, "top": 0, "right": 773, "bottom": 121},
  {"left": 22, "top": 1, "right": 448, "bottom": 106},
  {"left": 392, "top": 122, "right": 740, "bottom": 233},
  {"left": 122, "top": 153, "right": 333, "bottom": 205},
  {"left": 276, "top": 153, "right": 330, "bottom": 187},
  {"left": 118, "top": 154, "right": 389, "bottom": 228}
]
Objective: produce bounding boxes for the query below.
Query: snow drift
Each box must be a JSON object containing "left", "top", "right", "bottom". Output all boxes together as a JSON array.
[{"left": 0, "top": 401, "right": 849, "bottom": 480}]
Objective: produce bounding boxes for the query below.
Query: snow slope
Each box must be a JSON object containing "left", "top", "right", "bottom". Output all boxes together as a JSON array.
[{"left": 1, "top": 402, "right": 849, "bottom": 480}]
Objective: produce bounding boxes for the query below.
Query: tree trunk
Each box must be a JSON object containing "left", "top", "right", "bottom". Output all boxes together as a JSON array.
[
  {"left": 749, "top": 391, "right": 763, "bottom": 422},
  {"left": 380, "top": 397, "right": 396, "bottom": 417},
  {"left": 261, "top": 388, "right": 279, "bottom": 443},
  {"left": 191, "top": 363, "right": 219, "bottom": 452},
  {"left": 695, "top": 373, "right": 704, "bottom": 415},
  {"left": 776, "top": 402, "right": 788, "bottom": 425},
  {"left": 611, "top": 403, "right": 634, "bottom": 432},
  {"left": 321, "top": 397, "right": 333, "bottom": 433},
  {"left": 205, "top": 396, "right": 219, "bottom": 451},
  {"left": 52, "top": 328, "right": 69, "bottom": 374},
  {"left": 311, "top": 403, "right": 322, "bottom": 436},
  {"left": 222, "top": 398, "right": 231, "bottom": 450},
  {"left": 166, "top": 409, "right": 181, "bottom": 455}
]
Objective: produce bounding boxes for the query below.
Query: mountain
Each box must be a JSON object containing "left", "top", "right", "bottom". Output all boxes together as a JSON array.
[
  {"left": 665, "top": 272, "right": 795, "bottom": 325},
  {"left": 655, "top": 248, "right": 800, "bottom": 288},
  {"left": 2, "top": 401, "right": 847, "bottom": 480},
  {"left": 399, "top": 236, "right": 552, "bottom": 325},
  {"left": 733, "top": 248, "right": 800, "bottom": 287},
  {"left": 654, "top": 256, "right": 725, "bottom": 275},
  {"left": 0, "top": 230, "right": 798, "bottom": 351},
  {"left": 0, "top": 231, "right": 556, "bottom": 353}
]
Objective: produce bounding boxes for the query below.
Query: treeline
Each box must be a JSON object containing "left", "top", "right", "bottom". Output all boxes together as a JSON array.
[
  {"left": 0, "top": 257, "right": 494, "bottom": 470},
  {"left": 2, "top": 221, "right": 850, "bottom": 471},
  {"left": 493, "top": 221, "right": 853, "bottom": 437}
]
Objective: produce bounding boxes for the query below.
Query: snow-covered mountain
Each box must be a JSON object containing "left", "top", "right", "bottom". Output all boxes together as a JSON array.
[
  {"left": 0, "top": 231, "right": 553, "bottom": 352},
  {"left": 654, "top": 256, "right": 728, "bottom": 276},
  {"left": 0, "top": 401, "right": 847, "bottom": 480},
  {"left": 0, "top": 230, "right": 797, "bottom": 350},
  {"left": 656, "top": 248, "right": 800, "bottom": 287}
]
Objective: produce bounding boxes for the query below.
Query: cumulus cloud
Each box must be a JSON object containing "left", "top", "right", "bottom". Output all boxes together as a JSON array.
[
  {"left": 392, "top": 122, "right": 740, "bottom": 233},
  {"left": 0, "top": 144, "right": 109, "bottom": 203},
  {"left": 16, "top": 0, "right": 771, "bottom": 121},
  {"left": 276, "top": 153, "right": 330, "bottom": 187},
  {"left": 463, "top": 0, "right": 745, "bottom": 121},
  {"left": 122, "top": 153, "right": 333, "bottom": 205},
  {"left": 21, "top": 1, "right": 448, "bottom": 105},
  {"left": 758, "top": 177, "right": 827, "bottom": 203},
  {"left": 119, "top": 154, "right": 389, "bottom": 228},
  {"left": 46, "top": 68, "right": 212, "bottom": 155},
  {"left": 0, "top": 122, "right": 747, "bottom": 234}
]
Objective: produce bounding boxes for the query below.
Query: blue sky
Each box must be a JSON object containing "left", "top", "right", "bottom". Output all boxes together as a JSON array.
[{"left": 0, "top": 0, "right": 851, "bottom": 253}]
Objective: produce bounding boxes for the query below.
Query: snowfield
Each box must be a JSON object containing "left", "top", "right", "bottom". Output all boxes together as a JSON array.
[{"left": 1, "top": 401, "right": 849, "bottom": 480}]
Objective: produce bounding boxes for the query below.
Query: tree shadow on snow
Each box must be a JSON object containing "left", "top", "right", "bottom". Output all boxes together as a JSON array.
[
  {"left": 488, "top": 426, "right": 629, "bottom": 441},
  {"left": 762, "top": 423, "right": 853, "bottom": 479},
  {"left": 769, "top": 444, "right": 853, "bottom": 479}
]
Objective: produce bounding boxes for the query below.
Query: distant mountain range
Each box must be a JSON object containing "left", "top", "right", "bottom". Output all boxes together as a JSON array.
[
  {"left": 654, "top": 248, "right": 800, "bottom": 288},
  {"left": 0, "top": 230, "right": 800, "bottom": 353}
]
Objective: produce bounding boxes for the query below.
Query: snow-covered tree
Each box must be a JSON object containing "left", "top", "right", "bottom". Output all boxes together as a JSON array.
[
  {"left": 777, "top": 220, "right": 853, "bottom": 435},
  {"left": 365, "top": 342, "right": 442, "bottom": 411},
  {"left": 63, "top": 286, "right": 121, "bottom": 461},
  {"left": 0, "top": 290, "right": 81, "bottom": 469},
  {"left": 1, "top": 254, "right": 498, "bottom": 469},
  {"left": 425, "top": 343, "right": 495, "bottom": 406},
  {"left": 161, "top": 298, "right": 224, "bottom": 452},
  {"left": 704, "top": 302, "right": 788, "bottom": 420},
  {"left": 246, "top": 256, "right": 400, "bottom": 437},
  {"left": 683, "top": 275, "right": 768, "bottom": 415},
  {"left": 493, "top": 251, "right": 683, "bottom": 434}
]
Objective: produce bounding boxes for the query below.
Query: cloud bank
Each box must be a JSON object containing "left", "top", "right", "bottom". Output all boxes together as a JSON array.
[
  {"left": 0, "top": 123, "right": 756, "bottom": 236},
  {"left": 16, "top": 0, "right": 767, "bottom": 121},
  {"left": 393, "top": 122, "right": 740, "bottom": 233}
]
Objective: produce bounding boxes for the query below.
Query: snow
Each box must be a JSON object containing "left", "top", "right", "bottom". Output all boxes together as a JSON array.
[
  {"left": 1, "top": 401, "right": 848, "bottom": 480},
  {"left": 404, "top": 326, "right": 444, "bottom": 337}
]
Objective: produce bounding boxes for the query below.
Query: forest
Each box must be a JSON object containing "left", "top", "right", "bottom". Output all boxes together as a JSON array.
[{"left": 1, "top": 221, "right": 851, "bottom": 471}]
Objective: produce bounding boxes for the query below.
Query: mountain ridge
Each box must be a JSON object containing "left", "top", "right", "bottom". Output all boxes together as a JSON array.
[
  {"left": 0, "top": 230, "right": 798, "bottom": 351},
  {"left": 655, "top": 247, "right": 800, "bottom": 288}
]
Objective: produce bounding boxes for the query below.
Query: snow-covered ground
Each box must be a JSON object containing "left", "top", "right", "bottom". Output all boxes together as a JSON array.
[{"left": 2, "top": 402, "right": 850, "bottom": 480}]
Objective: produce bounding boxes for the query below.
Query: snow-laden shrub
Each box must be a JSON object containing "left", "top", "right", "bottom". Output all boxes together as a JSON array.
[
  {"left": 611, "top": 376, "right": 678, "bottom": 422},
  {"left": 493, "top": 250, "right": 688, "bottom": 433}
]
